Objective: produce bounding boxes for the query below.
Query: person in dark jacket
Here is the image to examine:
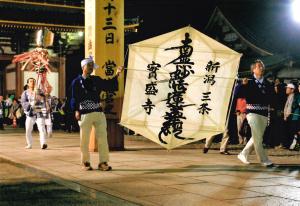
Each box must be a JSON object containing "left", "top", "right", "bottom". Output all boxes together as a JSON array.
[
  {"left": 0, "top": 95, "right": 5, "bottom": 130},
  {"left": 70, "top": 56, "right": 123, "bottom": 171},
  {"left": 237, "top": 60, "right": 275, "bottom": 167}
]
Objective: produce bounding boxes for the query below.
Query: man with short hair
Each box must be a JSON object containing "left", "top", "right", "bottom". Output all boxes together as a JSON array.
[
  {"left": 289, "top": 84, "right": 300, "bottom": 150},
  {"left": 21, "top": 78, "right": 48, "bottom": 149},
  {"left": 237, "top": 60, "right": 275, "bottom": 167},
  {"left": 70, "top": 56, "right": 123, "bottom": 171}
]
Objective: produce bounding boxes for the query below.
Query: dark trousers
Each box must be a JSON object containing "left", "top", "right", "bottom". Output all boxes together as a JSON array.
[
  {"left": 0, "top": 117, "right": 3, "bottom": 129},
  {"left": 65, "top": 112, "right": 79, "bottom": 132},
  {"left": 268, "top": 112, "right": 285, "bottom": 147},
  {"left": 283, "top": 118, "right": 300, "bottom": 148}
]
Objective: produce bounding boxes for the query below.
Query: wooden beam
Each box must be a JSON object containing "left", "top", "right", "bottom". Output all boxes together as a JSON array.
[
  {"left": 0, "top": 0, "right": 84, "bottom": 10},
  {"left": 0, "top": 20, "right": 84, "bottom": 32}
]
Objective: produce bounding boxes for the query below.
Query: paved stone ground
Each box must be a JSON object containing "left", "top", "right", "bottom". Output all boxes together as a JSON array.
[
  {"left": 0, "top": 128, "right": 300, "bottom": 206},
  {"left": 0, "top": 159, "right": 136, "bottom": 206}
]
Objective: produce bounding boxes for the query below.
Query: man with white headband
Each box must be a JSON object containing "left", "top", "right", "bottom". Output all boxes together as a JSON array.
[{"left": 70, "top": 56, "right": 123, "bottom": 171}]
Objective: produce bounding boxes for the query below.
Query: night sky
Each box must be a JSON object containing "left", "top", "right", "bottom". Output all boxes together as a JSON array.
[
  {"left": 125, "top": 0, "right": 300, "bottom": 56},
  {"left": 125, "top": 0, "right": 218, "bottom": 43}
]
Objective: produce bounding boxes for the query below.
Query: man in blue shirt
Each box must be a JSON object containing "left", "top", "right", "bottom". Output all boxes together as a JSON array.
[{"left": 70, "top": 56, "right": 123, "bottom": 171}]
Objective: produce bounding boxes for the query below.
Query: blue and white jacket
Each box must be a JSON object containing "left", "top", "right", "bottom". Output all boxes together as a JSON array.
[
  {"left": 21, "top": 89, "right": 48, "bottom": 118},
  {"left": 70, "top": 75, "right": 118, "bottom": 115},
  {"left": 236, "top": 76, "right": 275, "bottom": 117}
]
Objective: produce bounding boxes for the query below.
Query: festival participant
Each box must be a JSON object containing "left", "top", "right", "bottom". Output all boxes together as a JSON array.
[
  {"left": 283, "top": 83, "right": 300, "bottom": 150},
  {"left": 237, "top": 60, "right": 274, "bottom": 167},
  {"left": 70, "top": 56, "right": 123, "bottom": 171},
  {"left": 44, "top": 84, "right": 53, "bottom": 138},
  {"left": 203, "top": 130, "right": 231, "bottom": 155},
  {"left": 21, "top": 78, "right": 48, "bottom": 149}
]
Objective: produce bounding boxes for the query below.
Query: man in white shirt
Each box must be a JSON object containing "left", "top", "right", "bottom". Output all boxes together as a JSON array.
[{"left": 21, "top": 78, "right": 48, "bottom": 149}]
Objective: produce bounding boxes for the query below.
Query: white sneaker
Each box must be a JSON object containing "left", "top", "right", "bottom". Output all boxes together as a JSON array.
[
  {"left": 261, "top": 160, "right": 273, "bottom": 167},
  {"left": 25, "top": 145, "right": 32, "bottom": 149},
  {"left": 238, "top": 153, "right": 250, "bottom": 164},
  {"left": 290, "top": 138, "right": 297, "bottom": 150}
]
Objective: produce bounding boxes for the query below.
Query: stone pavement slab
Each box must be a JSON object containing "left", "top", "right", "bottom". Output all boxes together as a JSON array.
[
  {"left": 193, "top": 174, "right": 280, "bottom": 188},
  {"left": 226, "top": 196, "right": 300, "bottom": 206},
  {"left": 0, "top": 130, "right": 300, "bottom": 205}
]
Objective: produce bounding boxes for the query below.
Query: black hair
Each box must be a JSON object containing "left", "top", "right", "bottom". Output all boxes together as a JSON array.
[{"left": 26, "top": 77, "right": 36, "bottom": 84}]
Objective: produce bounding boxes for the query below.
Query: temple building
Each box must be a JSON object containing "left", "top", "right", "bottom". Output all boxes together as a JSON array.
[
  {"left": 205, "top": 2, "right": 300, "bottom": 80},
  {"left": 0, "top": 0, "right": 140, "bottom": 98}
]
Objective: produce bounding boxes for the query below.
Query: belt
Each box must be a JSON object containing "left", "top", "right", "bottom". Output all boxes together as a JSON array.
[{"left": 246, "top": 104, "right": 269, "bottom": 110}]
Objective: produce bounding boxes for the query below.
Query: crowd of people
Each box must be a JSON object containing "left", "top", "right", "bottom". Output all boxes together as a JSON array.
[
  {"left": 202, "top": 60, "right": 300, "bottom": 167},
  {"left": 235, "top": 76, "right": 300, "bottom": 152},
  {"left": 0, "top": 93, "right": 79, "bottom": 133},
  {"left": 0, "top": 56, "right": 123, "bottom": 171}
]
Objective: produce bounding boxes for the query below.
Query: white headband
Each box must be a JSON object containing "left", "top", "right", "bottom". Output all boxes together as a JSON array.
[{"left": 81, "top": 56, "right": 99, "bottom": 69}]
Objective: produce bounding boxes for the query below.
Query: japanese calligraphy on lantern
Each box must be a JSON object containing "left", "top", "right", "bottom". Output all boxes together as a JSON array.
[
  {"left": 142, "top": 61, "right": 161, "bottom": 115},
  {"left": 197, "top": 61, "right": 221, "bottom": 114},
  {"left": 158, "top": 33, "right": 195, "bottom": 144},
  {"left": 121, "top": 26, "right": 242, "bottom": 149}
]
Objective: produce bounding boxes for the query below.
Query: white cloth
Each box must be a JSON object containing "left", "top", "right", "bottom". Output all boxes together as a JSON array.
[
  {"left": 81, "top": 56, "right": 99, "bottom": 69},
  {"left": 0, "top": 102, "right": 3, "bottom": 116},
  {"left": 284, "top": 94, "right": 294, "bottom": 120},
  {"left": 240, "top": 113, "right": 270, "bottom": 163},
  {"left": 253, "top": 74, "right": 264, "bottom": 84},
  {"left": 45, "top": 117, "right": 52, "bottom": 138},
  {"left": 25, "top": 116, "right": 47, "bottom": 147},
  {"left": 5, "top": 98, "right": 12, "bottom": 107}
]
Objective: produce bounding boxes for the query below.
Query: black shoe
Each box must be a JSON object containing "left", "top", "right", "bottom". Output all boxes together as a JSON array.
[
  {"left": 98, "top": 162, "right": 112, "bottom": 171},
  {"left": 82, "top": 162, "right": 93, "bottom": 171},
  {"left": 41, "top": 144, "right": 47, "bottom": 149},
  {"left": 220, "top": 151, "right": 231, "bottom": 155},
  {"left": 203, "top": 147, "right": 209, "bottom": 154}
]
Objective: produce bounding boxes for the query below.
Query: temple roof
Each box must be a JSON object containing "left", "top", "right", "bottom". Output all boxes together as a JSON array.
[
  {"left": 0, "top": 0, "right": 140, "bottom": 55},
  {"left": 0, "top": 0, "right": 140, "bottom": 32},
  {"left": 0, "top": 0, "right": 84, "bottom": 32},
  {"left": 205, "top": 0, "right": 300, "bottom": 75}
]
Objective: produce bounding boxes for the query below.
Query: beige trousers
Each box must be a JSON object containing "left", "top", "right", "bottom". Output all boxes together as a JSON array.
[
  {"left": 205, "top": 129, "right": 229, "bottom": 152},
  {"left": 240, "top": 113, "right": 270, "bottom": 163},
  {"left": 78, "top": 112, "right": 109, "bottom": 164}
]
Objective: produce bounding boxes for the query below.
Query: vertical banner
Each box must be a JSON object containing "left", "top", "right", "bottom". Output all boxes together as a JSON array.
[
  {"left": 85, "top": 0, "right": 124, "bottom": 150},
  {"left": 85, "top": 0, "right": 124, "bottom": 118}
]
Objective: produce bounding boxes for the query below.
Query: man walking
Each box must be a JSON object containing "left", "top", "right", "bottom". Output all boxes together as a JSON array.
[
  {"left": 237, "top": 60, "right": 274, "bottom": 167},
  {"left": 21, "top": 78, "right": 48, "bottom": 149}
]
